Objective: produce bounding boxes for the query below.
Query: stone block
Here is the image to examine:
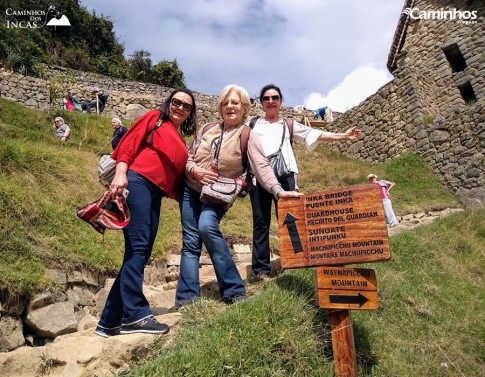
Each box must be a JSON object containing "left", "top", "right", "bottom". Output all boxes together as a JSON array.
[
  {"left": 125, "top": 103, "right": 148, "bottom": 119},
  {"left": 166, "top": 254, "right": 181, "bottom": 266},
  {"left": 24, "top": 302, "right": 78, "bottom": 338},
  {"left": 0, "top": 315, "right": 25, "bottom": 352},
  {"left": 233, "top": 244, "right": 251, "bottom": 254}
]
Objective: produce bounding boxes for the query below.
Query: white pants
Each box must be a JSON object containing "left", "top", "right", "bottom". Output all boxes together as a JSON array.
[
  {"left": 383, "top": 199, "right": 398, "bottom": 226},
  {"left": 324, "top": 108, "right": 333, "bottom": 122}
]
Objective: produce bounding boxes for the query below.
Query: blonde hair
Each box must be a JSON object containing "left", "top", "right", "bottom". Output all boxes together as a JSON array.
[
  {"left": 112, "top": 118, "right": 122, "bottom": 126},
  {"left": 218, "top": 84, "right": 251, "bottom": 123},
  {"left": 54, "top": 117, "right": 64, "bottom": 123}
]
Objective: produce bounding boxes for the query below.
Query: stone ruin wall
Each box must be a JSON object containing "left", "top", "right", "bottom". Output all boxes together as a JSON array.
[
  {"left": 0, "top": 66, "right": 226, "bottom": 125},
  {"left": 322, "top": 0, "right": 485, "bottom": 208},
  {"left": 1, "top": 16, "right": 484, "bottom": 208}
]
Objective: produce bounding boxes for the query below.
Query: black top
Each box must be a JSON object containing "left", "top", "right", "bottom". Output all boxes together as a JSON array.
[{"left": 112, "top": 126, "right": 128, "bottom": 150}]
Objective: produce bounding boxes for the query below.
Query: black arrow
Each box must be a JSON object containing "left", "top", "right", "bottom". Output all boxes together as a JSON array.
[
  {"left": 329, "top": 292, "right": 369, "bottom": 307},
  {"left": 283, "top": 213, "right": 304, "bottom": 253}
]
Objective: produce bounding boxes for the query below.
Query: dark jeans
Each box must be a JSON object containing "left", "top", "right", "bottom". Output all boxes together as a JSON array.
[
  {"left": 84, "top": 99, "right": 106, "bottom": 114},
  {"left": 98, "top": 170, "right": 163, "bottom": 328},
  {"left": 249, "top": 174, "right": 296, "bottom": 276},
  {"left": 176, "top": 184, "right": 246, "bottom": 308}
]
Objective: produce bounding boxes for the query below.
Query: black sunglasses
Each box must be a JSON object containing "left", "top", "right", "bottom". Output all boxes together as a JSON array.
[
  {"left": 171, "top": 97, "right": 193, "bottom": 112},
  {"left": 262, "top": 95, "right": 280, "bottom": 102}
]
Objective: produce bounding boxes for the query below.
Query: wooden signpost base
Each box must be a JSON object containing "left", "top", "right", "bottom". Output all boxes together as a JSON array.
[
  {"left": 278, "top": 186, "right": 391, "bottom": 376},
  {"left": 329, "top": 310, "right": 357, "bottom": 377}
]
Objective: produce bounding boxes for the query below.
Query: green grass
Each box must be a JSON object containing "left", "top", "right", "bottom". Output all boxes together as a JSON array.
[
  {"left": 0, "top": 98, "right": 482, "bottom": 376},
  {"left": 126, "top": 209, "right": 485, "bottom": 377},
  {"left": 0, "top": 97, "right": 460, "bottom": 297}
]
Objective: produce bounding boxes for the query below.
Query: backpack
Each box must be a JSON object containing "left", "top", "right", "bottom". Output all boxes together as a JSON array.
[{"left": 190, "top": 123, "right": 251, "bottom": 168}]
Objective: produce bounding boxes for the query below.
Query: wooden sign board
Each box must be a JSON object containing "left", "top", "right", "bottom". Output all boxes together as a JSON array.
[
  {"left": 278, "top": 184, "right": 390, "bottom": 268},
  {"left": 314, "top": 266, "right": 379, "bottom": 310}
]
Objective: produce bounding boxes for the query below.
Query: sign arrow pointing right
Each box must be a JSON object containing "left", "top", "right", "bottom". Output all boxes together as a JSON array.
[{"left": 329, "top": 292, "right": 369, "bottom": 307}]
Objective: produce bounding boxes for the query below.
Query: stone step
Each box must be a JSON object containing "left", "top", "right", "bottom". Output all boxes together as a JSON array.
[{"left": 0, "top": 312, "right": 182, "bottom": 377}]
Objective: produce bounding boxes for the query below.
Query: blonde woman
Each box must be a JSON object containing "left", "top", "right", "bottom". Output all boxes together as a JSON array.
[{"left": 176, "top": 84, "right": 301, "bottom": 308}]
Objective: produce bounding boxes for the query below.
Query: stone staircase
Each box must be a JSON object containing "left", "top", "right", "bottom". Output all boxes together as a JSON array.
[{"left": 0, "top": 245, "right": 271, "bottom": 377}]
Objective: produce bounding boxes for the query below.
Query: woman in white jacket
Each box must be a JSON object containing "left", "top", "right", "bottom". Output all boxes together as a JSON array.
[{"left": 248, "top": 84, "right": 362, "bottom": 280}]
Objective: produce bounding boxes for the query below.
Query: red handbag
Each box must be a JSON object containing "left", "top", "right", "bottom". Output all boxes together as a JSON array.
[{"left": 77, "top": 191, "right": 130, "bottom": 234}]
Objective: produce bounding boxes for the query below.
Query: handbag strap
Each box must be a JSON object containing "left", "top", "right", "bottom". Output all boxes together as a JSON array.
[
  {"left": 148, "top": 117, "right": 164, "bottom": 145},
  {"left": 278, "top": 121, "right": 286, "bottom": 152},
  {"left": 211, "top": 123, "right": 225, "bottom": 169}
]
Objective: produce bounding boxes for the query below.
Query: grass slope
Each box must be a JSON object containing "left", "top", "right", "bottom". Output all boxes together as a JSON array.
[
  {"left": 0, "top": 98, "right": 460, "bottom": 296},
  {"left": 127, "top": 209, "right": 485, "bottom": 377},
  {"left": 1, "top": 98, "right": 482, "bottom": 376}
]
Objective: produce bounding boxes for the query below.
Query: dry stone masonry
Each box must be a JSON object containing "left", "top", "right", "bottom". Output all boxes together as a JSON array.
[
  {"left": 1, "top": 1, "right": 483, "bottom": 207},
  {"left": 321, "top": 0, "right": 484, "bottom": 208}
]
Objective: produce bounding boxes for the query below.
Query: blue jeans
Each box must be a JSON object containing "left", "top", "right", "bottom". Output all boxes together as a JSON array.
[
  {"left": 98, "top": 170, "right": 163, "bottom": 328},
  {"left": 176, "top": 184, "right": 246, "bottom": 307}
]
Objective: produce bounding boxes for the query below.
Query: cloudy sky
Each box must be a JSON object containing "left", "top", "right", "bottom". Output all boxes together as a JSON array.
[{"left": 79, "top": 0, "right": 405, "bottom": 111}]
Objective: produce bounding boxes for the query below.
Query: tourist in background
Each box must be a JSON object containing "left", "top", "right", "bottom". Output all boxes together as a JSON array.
[
  {"left": 175, "top": 84, "right": 302, "bottom": 308},
  {"left": 95, "top": 88, "right": 197, "bottom": 337},
  {"left": 63, "top": 91, "right": 81, "bottom": 112},
  {"left": 368, "top": 174, "right": 398, "bottom": 227},
  {"left": 82, "top": 87, "right": 109, "bottom": 114},
  {"left": 248, "top": 84, "right": 362, "bottom": 280},
  {"left": 111, "top": 117, "right": 128, "bottom": 150},
  {"left": 53, "top": 116, "right": 71, "bottom": 142},
  {"left": 314, "top": 106, "right": 333, "bottom": 122}
]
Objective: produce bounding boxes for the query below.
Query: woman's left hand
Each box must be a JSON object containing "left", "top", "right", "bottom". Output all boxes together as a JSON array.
[
  {"left": 192, "top": 166, "right": 218, "bottom": 185},
  {"left": 345, "top": 127, "right": 363, "bottom": 140},
  {"left": 279, "top": 191, "right": 303, "bottom": 199}
]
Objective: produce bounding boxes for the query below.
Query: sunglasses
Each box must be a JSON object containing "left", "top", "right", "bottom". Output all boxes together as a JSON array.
[
  {"left": 171, "top": 97, "right": 193, "bottom": 112},
  {"left": 262, "top": 95, "right": 280, "bottom": 102}
]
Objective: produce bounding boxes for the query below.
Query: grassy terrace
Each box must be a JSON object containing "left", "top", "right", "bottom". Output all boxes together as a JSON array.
[{"left": 2, "top": 98, "right": 483, "bottom": 376}]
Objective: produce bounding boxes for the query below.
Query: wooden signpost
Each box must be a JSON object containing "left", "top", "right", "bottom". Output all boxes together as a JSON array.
[
  {"left": 314, "top": 266, "right": 379, "bottom": 310},
  {"left": 278, "top": 184, "right": 390, "bottom": 268},
  {"left": 278, "top": 184, "right": 391, "bottom": 377}
]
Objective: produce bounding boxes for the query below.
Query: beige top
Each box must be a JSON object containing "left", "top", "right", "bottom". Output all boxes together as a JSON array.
[{"left": 185, "top": 123, "right": 283, "bottom": 197}]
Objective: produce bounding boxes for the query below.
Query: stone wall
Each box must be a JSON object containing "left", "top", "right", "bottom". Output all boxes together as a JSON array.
[
  {"left": 0, "top": 66, "right": 311, "bottom": 124},
  {"left": 318, "top": 0, "right": 485, "bottom": 208},
  {"left": 0, "top": 66, "right": 224, "bottom": 124},
  {"left": 1, "top": 0, "right": 483, "bottom": 209}
]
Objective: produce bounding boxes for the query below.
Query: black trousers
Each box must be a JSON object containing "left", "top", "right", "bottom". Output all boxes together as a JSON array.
[{"left": 249, "top": 174, "right": 296, "bottom": 276}]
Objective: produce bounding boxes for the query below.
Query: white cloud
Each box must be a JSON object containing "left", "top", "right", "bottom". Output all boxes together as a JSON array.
[
  {"left": 79, "top": 0, "right": 404, "bottom": 106},
  {"left": 304, "top": 66, "right": 392, "bottom": 112}
]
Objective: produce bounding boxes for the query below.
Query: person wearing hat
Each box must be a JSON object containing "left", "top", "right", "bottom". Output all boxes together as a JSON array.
[
  {"left": 111, "top": 117, "right": 128, "bottom": 150},
  {"left": 368, "top": 173, "right": 398, "bottom": 227},
  {"left": 82, "top": 87, "right": 109, "bottom": 114},
  {"left": 53, "top": 117, "right": 71, "bottom": 142}
]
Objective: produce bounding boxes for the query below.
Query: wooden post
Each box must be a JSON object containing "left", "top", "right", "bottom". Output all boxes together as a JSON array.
[{"left": 329, "top": 309, "right": 357, "bottom": 377}]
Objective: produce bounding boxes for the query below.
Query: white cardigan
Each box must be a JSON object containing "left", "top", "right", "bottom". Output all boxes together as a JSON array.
[{"left": 249, "top": 117, "right": 324, "bottom": 174}]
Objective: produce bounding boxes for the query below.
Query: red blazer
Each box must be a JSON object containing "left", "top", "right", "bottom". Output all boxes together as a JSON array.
[{"left": 112, "top": 110, "right": 188, "bottom": 201}]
